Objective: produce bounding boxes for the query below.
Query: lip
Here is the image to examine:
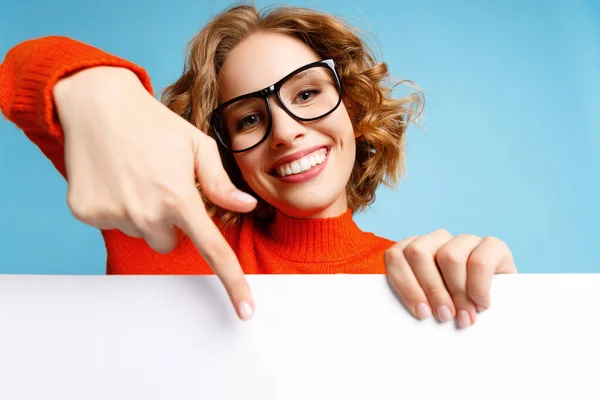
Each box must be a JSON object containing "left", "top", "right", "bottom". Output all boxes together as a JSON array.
[
  {"left": 273, "top": 148, "right": 330, "bottom": 184},
  {"left": 268, "top": 145, "right": 330, "bottom": 173}
]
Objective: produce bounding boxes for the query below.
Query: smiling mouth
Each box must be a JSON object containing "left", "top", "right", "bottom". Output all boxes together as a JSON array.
[{"left": 271, "top": 147, "right": 329, "bottom": 177}]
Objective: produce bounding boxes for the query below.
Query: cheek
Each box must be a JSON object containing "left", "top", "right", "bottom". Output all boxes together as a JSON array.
[
  {"left": 330, "top": 104, "right": 355, "bottom": 134},
  {"left": 328, "top": 109, "right": 357, "bottom": 144},
  {"left": 233, "top": 154, "right": 262, "bottom": 183}
]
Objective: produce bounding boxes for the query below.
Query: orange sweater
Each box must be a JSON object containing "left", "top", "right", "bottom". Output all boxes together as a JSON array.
[{"left": 0, "top": 36, "right": 395, "bottom": 275}]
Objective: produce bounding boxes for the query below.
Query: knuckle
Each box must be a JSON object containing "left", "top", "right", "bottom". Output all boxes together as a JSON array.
[
  {"left": 451, "top": 291, "right": 471, "bottom": 306},
  {"left": 202, "top": 175, "right": 231, "bottom": 201},
  {"left": 66, "top": 191, "right": 87, "bottom": 219},
  {"left": 161, "top": 186, "right": 203, "bottom": 214},
  {"left": 422, "top": 284, "right": 448, "bottom": 302},
  {"left": 484, "top": 235, "right": 501, "bottom": 245},
  {"left": 456, "top": 233, "right": 480, "bottom": 243},
  {"left": 201, "top": 180, "right": 220, "bottom": 199},
  {"left": 200, "top": 241, "right": 231, "bottom": 267},
  {"left": 161, "top": 186, "right": 188, "bottom": 211},
  {"left": 149, "top": 239, "right": 178, "bottom": 255},
  {"left": 467, "top": 254, "right": 489, "bottom": 271},
  {"left": 127, "top": 208, "right": 162, "bottom": 231},
  {"left": 468, "top": 286, "right": 489, "bottom": 303},
  {"left": 67, "top": 191, "right": 110, "bottom": 223},
  {"left": 180, "top": 189, "right": 206, "bottom": 212},
  {"left": 402, "top": 290, "right": 427, "bottom": 308},
  {"left": 486, "top": 236, "right": 512, "bottom": 255},
  {"left": 403, "top": 242, "right": 429, "bottom": 262},
  {"left": 68, "top": 204, "right": 88, "bottom": 222},
  {"left": 436, "top": 248, "right": 462, "bottom": 269},
  {"left": 435, "top": 228, "right": 452, "bottom": 238},
  {"left": 384, "top": 244, "right": 406, "bottom": 266}
]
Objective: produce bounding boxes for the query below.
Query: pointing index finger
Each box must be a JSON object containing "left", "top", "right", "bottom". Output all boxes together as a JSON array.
[{"left": 174, "top": 188, "right": 254, "bottom": 321}]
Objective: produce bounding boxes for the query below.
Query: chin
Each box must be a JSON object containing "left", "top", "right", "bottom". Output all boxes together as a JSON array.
[{"left": 275, "top": 196, "right": 346, "bottom": 219}]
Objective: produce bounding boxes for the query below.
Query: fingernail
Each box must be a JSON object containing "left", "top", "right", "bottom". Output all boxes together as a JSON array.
[
  {"left": 238, "top": 301, "right": 254, "bottom": 321},
  {"left": 437, "top": 305, "right": 453, "bottom": 322},
  {"left": 476, "top": 304, "right": 487, "bottom": 313},
  {"left": 458, "top": 310, "right": 471, "bottom": 328},
  {"left": 233, "top": 190, "right": 257, "bottom": 204},
  {"left": 416, "top": 303, "right": 432, "bottom": 319}
]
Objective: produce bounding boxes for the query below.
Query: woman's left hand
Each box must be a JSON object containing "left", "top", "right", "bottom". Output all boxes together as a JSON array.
[{"left": 384, "top": 229, "right": 517, "bottom": 328}]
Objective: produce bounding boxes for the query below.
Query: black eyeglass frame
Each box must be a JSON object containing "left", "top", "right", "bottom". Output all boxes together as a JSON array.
[{"left": 209, "top": 59, "right": 343, "bottom": 153}]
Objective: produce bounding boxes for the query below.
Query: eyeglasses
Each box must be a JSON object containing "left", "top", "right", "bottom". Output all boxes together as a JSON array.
[{"left": 210, "top": 59, "right": 343, "bottom": 153}]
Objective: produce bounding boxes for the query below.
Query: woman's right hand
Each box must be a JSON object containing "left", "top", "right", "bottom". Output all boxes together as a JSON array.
[{"left": 53, "top": 66, "right": 258, "bottom": 321}]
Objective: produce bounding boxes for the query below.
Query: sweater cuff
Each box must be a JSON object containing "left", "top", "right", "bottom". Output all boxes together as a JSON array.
[{"left": 11, "top": 36, "right": 154, "bottom": 145}]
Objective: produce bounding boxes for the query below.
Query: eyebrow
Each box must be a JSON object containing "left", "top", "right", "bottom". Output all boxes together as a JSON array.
[{"left": 223, "top": 97, "right": 262, "bottom": 115}]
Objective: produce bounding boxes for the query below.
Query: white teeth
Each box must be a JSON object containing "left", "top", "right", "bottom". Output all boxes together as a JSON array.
[
  {"left": 275, "top": 148, "right": 328, "bottom": 177},
  {"left": 291, "top": 161, "right": 301, "bottom": 174},
  {"left": 299, "top": 158, "right": 311, "bottom": 171}
]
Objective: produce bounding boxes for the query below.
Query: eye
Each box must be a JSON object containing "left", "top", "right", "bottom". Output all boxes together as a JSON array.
[
  {"left": 236, "top": 114, "right": 262, "bottom": 131},
  {"left": 296, "top": 89, "right": 320, "bottom": 103}
]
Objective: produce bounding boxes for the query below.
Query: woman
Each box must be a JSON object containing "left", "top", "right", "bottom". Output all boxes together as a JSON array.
[{"left": 0, "top": 3, "right": 516, "bottom": 325}]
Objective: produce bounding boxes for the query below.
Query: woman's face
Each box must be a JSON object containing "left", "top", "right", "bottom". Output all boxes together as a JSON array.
[{"left": 217, "top": 32, "right": 358, "bottom": 219}]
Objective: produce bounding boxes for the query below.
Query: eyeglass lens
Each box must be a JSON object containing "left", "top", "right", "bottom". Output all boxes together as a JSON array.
[{"left": 215, "top": 65, "right": 340, "bottom": 151}]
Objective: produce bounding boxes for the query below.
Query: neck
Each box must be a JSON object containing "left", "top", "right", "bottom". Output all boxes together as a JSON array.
[{"left": 264, "top": 208, "right": 374, "bottom": 262}]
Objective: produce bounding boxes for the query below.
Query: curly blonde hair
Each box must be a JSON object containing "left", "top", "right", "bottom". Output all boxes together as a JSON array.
[{"left": 161, "top": 2, "right": 424, "bottom": 226}]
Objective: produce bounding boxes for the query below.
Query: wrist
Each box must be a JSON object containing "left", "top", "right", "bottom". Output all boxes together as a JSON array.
[{"left": 53, "top": 66, "right": 145, "bottom": 109}]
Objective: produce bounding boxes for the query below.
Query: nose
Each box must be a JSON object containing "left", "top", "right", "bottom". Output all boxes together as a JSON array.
[{"left": 268, "top": 101, "right": 307, "bottom": 149}]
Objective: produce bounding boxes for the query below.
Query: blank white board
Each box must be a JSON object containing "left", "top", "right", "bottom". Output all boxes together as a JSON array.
[{"left": 0, "top": 274, "right": 598, "bottom": 400}]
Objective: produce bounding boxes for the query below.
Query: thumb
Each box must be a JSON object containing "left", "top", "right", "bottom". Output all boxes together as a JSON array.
[{"left": 192, "top": 132, "right": 257, "bottom": 212}]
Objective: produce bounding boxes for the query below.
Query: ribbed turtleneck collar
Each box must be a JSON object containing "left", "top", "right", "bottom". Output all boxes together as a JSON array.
[{"left": 263, "top": 208, "right": 375, "bottom": 262}]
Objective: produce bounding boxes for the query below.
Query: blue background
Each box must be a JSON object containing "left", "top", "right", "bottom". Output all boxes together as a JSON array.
[{"left": 1, "top": 0, "right": 598, "bottom": 274}]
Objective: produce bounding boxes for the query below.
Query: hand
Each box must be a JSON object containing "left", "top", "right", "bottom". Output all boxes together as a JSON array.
[
  {"left": 53, "top": 66, "right": 258, "bottom": 320},
  {"left": 384, "top": 229, "right": 517, "bottom": 328}
]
